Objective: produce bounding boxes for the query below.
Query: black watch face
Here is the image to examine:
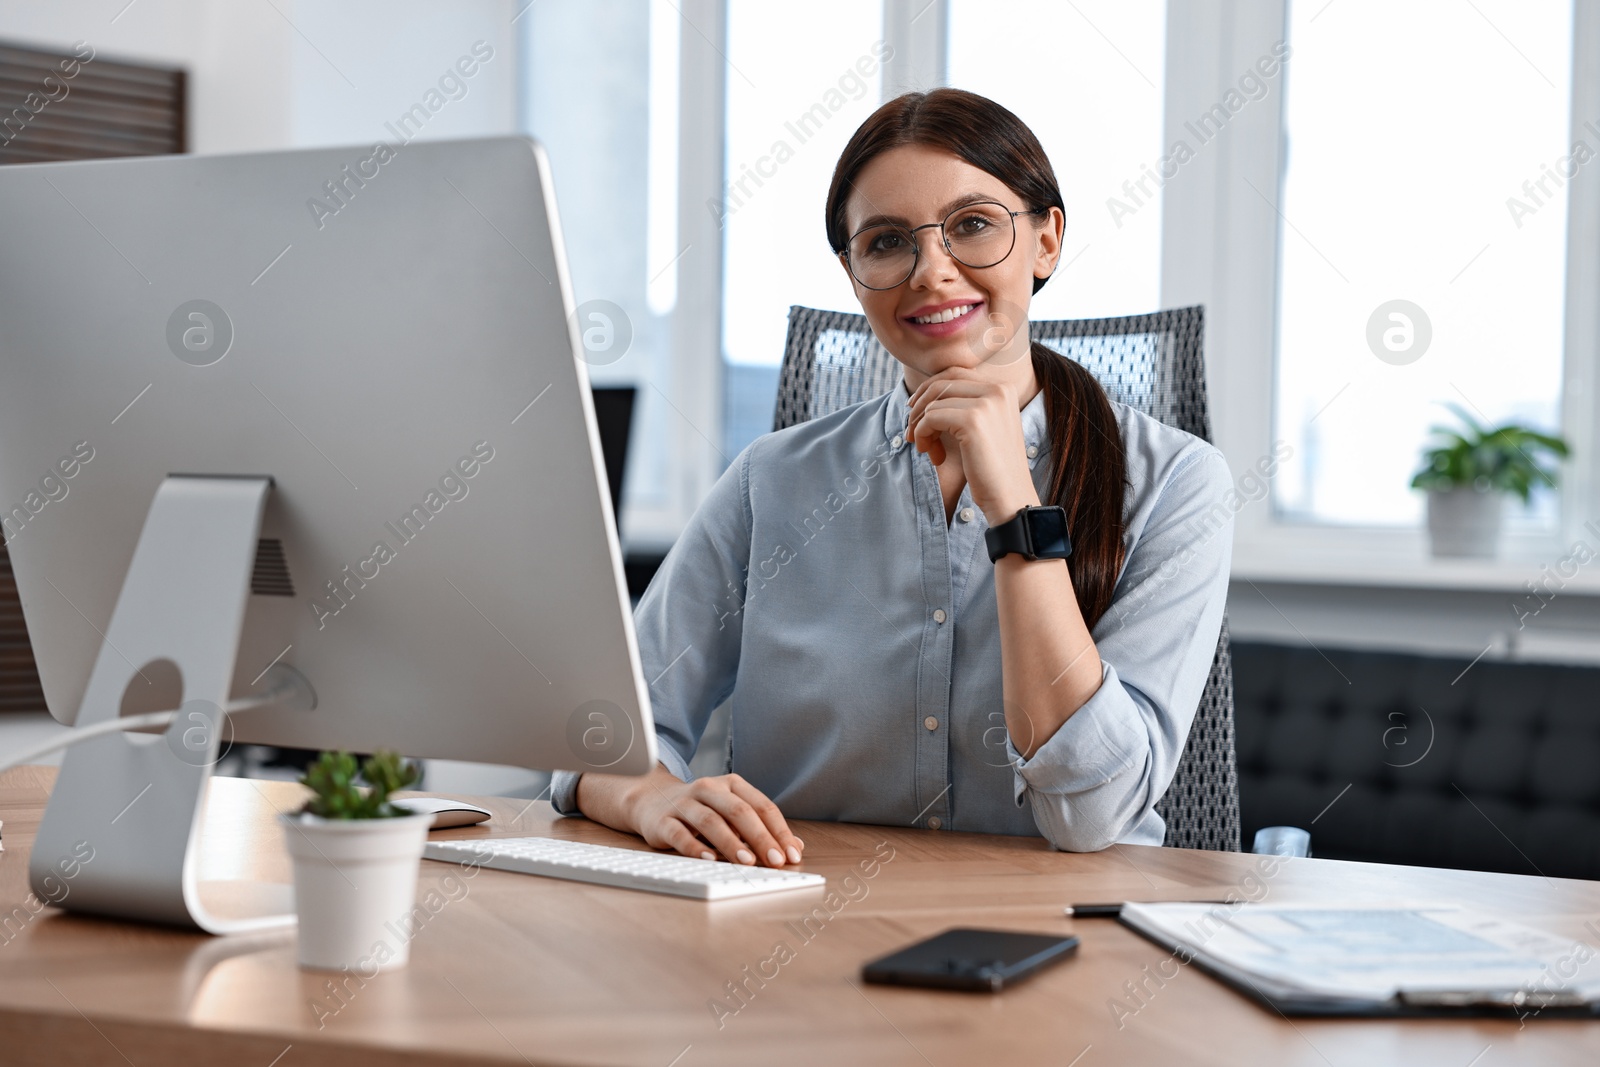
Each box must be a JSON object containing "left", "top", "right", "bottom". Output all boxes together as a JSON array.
[{"left": 1027, "top": 507, "right": 1071, "bottom": 558}]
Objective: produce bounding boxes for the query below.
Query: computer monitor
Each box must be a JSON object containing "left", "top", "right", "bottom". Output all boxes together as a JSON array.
[{"left": 0, "top": 136, "right": 657, "bottom": 931}]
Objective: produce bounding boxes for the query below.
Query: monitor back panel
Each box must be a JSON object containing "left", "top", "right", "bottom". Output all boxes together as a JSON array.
[{"left": 0, "top": 137, "right": 656, "bottom": 776}]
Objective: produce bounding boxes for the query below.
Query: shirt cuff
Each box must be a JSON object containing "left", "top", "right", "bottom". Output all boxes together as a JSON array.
[
  {"left": 654, "top": 737, "right": 695, "bottom": 784},
  {"left": 1005, "top": 660, "right": 1146, "bottom": 804},
  {"left": 550, "top": 769, "right": 583, "bottom": 816}
]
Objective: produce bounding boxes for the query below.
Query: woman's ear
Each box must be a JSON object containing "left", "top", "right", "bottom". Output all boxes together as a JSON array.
[
  {"left": 838, "top": 251, "right": 864, "bottom": 295},
  {"left": 1033, "top": 206, "right": 1064, "bottom": 285}
]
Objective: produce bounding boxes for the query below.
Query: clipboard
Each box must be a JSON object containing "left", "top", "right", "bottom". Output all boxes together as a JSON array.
[{"left": 1116, "top": 903, "right": 1600, "bottom": 1019}]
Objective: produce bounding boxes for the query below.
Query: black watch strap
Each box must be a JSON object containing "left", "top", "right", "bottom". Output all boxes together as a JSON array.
[{"left": 985, "top": 505, "right": 1072, "bottom": 562}]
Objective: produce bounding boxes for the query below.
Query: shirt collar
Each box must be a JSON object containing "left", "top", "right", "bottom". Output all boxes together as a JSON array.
[{"left": 882, "top": 378, "right": 1050, "bottom": 469}]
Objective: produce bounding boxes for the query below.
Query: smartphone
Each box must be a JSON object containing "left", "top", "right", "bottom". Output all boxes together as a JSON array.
[{"left": 861, "top": 928, "right": 1080, "bottom": 992}]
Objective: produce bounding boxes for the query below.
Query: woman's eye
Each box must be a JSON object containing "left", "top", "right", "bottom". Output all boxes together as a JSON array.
[
  {"left": 868, "top": 231, "right": 906, "bottom": 253},
  {"left": 954, "top": 214, "right": 990, "bottom": 235}
]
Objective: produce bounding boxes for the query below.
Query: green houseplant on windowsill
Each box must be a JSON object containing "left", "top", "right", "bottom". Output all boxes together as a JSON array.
[
  {"left": 1410, "top": 404, "right": 1569, "bottom": 559},
  {"left": 280, "top": 750, "right": 430, "bottom": 972}
]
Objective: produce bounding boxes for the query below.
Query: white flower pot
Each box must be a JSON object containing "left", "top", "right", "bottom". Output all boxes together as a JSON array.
[
  {"left": 1425, "top": 485, "right": 1504, "bottom": 559},
  {"left": 280, "top": 810, "right": 432, "bottom": 972}
]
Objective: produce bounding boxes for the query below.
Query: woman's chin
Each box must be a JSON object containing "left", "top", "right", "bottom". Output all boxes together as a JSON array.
[
  {"left": 894, "top": 330, "right": 985, "bottom": 368},
  {"left": 902, "top": 338, "right": 1017, "bottom": 377}
]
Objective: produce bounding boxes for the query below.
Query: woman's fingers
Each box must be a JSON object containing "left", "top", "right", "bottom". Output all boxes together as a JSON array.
[
  {"left": 674, "top": 797, "right": 761, "bottom": 865},
  {"left": 696, "top": 783, "right": 789, "bottom": 867},
  {"left": 638, "top": 774, "right": 801, "bottom": 867},
  {"left": 908, "top": 395, "right": 987, "bottom": 442},
  {"left": 906, "top": 369, "right": 988, "bottom": 403},
  {"left": 652, "top": 817, "right": 718, "bottom": 861},
  {"left": 726, "top": 776, "right": 804, "bottom": 865},
  {"left": 907, "top": 378, "right": 988, "bottom": 424},
  {"left": 910, "top": 400, "right": 987, "bottom": 466}
]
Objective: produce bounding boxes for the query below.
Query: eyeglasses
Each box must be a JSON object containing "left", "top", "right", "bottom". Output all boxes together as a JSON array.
[{"left": 842, "top": 201, "right": 1046, "bottom": 291}]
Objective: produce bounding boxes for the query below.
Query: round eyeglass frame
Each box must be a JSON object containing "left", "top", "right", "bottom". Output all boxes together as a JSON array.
[{"left": 841, "top": 201, "right": 1047, "bottom": 291}]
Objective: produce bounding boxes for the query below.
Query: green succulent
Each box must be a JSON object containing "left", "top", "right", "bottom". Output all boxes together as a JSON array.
[
  {"left": 1410, "top": 403, "right": 1569, "bottom": 505},
  {"left": 298, "top": 749, "right": 421, "bottom": 819}
]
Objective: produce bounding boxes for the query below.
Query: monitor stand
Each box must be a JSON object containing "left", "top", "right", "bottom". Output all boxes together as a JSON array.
[{"left": 29, "top": 475, "right": 315, "bottom": 933}]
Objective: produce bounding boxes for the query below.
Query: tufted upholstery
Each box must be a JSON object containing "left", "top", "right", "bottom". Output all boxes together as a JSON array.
[
  {"left": 1234, "top": 640, "right": 1600, "bottom": 879},
  {"left": 775, "top": 304, "right": 1240, "bottom": 851}
]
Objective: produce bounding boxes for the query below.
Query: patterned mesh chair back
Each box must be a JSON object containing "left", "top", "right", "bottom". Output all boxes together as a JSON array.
[{"left": 773, "top": 304, "right": 1241, "bottom": 852}]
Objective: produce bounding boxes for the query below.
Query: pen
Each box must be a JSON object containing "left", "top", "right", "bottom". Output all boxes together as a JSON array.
[{"left": 1063, "top": 900, "right": 1230, "bottom": 918}]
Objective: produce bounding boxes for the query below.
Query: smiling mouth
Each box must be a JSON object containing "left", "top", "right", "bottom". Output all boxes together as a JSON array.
[{"left": 908, "top": 303, "right": 979, "bottom": 325}]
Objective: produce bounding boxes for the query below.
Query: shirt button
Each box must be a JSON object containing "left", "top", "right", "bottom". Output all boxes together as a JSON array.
[
  {"left": 891, "top": 433, "right": 904, "bottom": 449},
  {"left": 958, "top": 506, "right": 975, "bottom": 523},
  {"left": 924, "top": 716, "right": 938, "bottom": 731},
  {"left": 1025, "top": 444, "right": 1039, "bottom": 459},
  {"left": 927, "top": 817, "right": 942, "bottom": 830},
  {"left": 932, "top": 609, "right": 947, "bottom": 624}
]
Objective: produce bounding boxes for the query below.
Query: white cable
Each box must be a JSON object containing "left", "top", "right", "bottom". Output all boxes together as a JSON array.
[
  {"left": 0, "top": 668, "right": 314, "bottom": 776},
  {"left": 0, "top": 711, "right": 179, "bottom": 775}
]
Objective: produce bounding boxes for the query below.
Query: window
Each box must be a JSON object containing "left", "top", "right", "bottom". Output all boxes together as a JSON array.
[
  {"left": 720, "top": 0, "right": 886, "bottom": 457},
  {"left": 520, "top": 0, "right": 712, "bottom": 550},
  {"left": 1272, "top": 0, "right": 1574, "bottom": 529},
  {"left": 947, "top": 0, "right": 1167, "bottom": 323}
]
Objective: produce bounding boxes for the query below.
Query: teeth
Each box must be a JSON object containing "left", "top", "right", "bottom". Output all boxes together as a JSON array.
[{"left": 912, "top": 304, "right": 974, "bottom": 325}]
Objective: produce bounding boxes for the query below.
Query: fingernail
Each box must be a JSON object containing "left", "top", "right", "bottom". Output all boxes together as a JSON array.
[
  {"left": 736, "top": 849, "right": 755, "bottom": 865},
  {"left": 700, "top": 851, "right": 715, "bottom": 861},
  {"left": 794, "top": 837, "right": 805, "bottom": 849},
  {"left": 767, "top": 848, "right": 784, "bottom": 867},
  {"left": 786, "top": 846, "right": 801, "bottom": 864}
]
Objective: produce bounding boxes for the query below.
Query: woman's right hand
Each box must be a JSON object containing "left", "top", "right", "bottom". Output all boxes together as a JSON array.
[{"left": 575, "top": 764, "right": 805, "bottom": 868}]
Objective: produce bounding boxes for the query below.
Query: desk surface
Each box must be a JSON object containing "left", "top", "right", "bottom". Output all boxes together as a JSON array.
[{"left": 2, "top": 766, "right": 1598, "bottom": 1066}]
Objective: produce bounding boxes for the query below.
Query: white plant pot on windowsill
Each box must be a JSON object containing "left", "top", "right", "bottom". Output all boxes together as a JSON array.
[
  {"left": 279, "top": 810, "right": 432, "bottom": 972},
  {"left": 1425, "top": 485, "right": 1504, "bottom": 559}
]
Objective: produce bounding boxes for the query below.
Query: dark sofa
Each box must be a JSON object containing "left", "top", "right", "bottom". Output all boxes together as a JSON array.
[{"left": 1233, "top": 640, "right": 1600, "bottom": 880}]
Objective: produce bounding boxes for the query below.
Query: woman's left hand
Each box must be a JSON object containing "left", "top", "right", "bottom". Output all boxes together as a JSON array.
[{"left": 906, "top": 367, "right": 1042, "bottom": 522}]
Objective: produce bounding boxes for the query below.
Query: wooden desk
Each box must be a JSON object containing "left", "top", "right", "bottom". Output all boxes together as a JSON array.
[{"left": 2, "top": 766, "right": 1598, "bottom": 1066}]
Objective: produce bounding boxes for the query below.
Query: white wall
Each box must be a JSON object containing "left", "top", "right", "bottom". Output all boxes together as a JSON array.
[{"left": 0, "top": 0, "right": 520, "bottom": 153}]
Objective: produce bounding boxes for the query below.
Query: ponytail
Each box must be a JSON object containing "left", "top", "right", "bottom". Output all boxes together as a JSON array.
[{"left": 1030, "top": 342, "right": 1127, "bottom": 630}]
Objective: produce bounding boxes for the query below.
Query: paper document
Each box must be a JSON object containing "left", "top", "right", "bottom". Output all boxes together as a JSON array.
[{"left": 1119, "top": 903, "right": 1600, "bottom": 1010}]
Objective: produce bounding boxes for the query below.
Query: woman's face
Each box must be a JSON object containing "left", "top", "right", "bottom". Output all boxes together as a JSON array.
[{"left": 840, "top": 144, "right": 1063, "bottom": 388}]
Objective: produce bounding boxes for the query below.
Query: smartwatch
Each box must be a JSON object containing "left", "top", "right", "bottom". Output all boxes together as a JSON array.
[{"left": 985, "top": 505, "right": 1072, "bottom": 563}]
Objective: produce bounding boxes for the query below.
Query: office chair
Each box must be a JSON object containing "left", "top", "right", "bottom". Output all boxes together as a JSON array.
[{"left": 774, "top": 304, "right": 1242, "bottom": 852}]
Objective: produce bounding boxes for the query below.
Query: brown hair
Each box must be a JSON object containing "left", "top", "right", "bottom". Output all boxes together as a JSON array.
[{"left": 824, "top": 88, "right": 1128, "bottom": 629}]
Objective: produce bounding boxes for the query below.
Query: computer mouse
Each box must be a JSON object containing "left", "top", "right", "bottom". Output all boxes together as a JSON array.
[{"left": 394, "top": 796, "right": 494, "bottom": 829}]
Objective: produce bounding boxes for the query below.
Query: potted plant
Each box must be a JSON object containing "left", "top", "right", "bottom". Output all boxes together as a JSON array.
[
  {"left": 1410, "top": 404, "right": 1569, "bottom": 558},
  {"left": 280, "top": 750, "right": 431, "bottom": 972}
]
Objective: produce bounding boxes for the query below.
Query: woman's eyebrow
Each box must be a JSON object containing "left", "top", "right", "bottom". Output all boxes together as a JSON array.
[
  {"left": 851, "top": 191, "right": 1012, "bottom": 230},
  {"left": 939, "top": 191, "right": 1004, "bottom": 214}
]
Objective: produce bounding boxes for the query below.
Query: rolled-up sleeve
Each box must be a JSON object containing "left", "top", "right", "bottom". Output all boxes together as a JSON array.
[
  {"left": 1005, "top": 447, "right": 1234, "bottom": 851},
  {"left": 550, "top": 445, "right": 754, "bottom": 815}
]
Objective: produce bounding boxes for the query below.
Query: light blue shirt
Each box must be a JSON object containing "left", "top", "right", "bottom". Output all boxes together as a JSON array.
[{"left": 552, "top": 382, "right": 1233, "bottom": 850}]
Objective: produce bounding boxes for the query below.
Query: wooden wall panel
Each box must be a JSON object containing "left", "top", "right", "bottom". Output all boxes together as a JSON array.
[{"left": 0, "top": 41, "right": 184, "bottom": 163}]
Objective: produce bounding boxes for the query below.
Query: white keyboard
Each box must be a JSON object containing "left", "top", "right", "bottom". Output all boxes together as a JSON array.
[{"left": 423, "top": 836, "right": 826, "bottom": 900}]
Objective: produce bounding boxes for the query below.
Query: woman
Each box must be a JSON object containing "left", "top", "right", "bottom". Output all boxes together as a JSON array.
[{"left": 552, "top": 88, "right": 1232, "bottom": 867}]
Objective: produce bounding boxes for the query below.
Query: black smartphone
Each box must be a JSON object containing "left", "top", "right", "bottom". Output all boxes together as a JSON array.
[{"left": 861, "top": 928, "right": 1080, "bottom": 992}]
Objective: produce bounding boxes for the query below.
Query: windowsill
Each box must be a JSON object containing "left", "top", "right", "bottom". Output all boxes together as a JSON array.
[{"left": 1231, "top": 549, "right": 1600, "bottom": 596}]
